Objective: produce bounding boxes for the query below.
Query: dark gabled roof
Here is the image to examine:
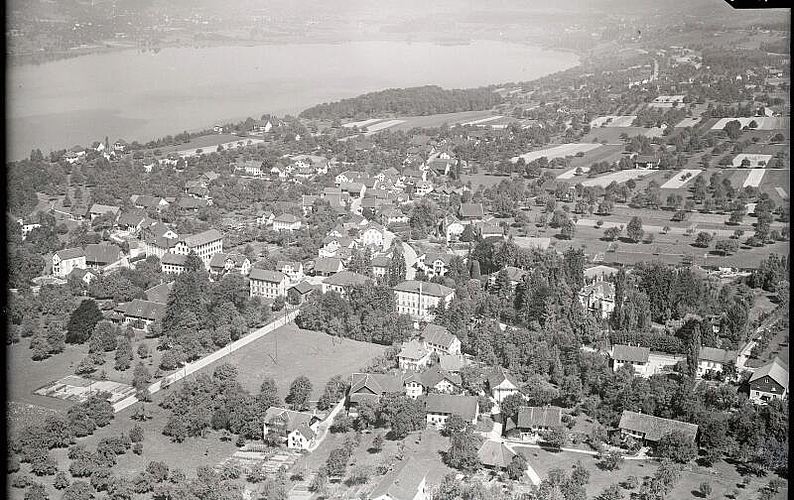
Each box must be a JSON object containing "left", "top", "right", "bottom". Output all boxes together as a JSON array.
[
  {"left": 161, "top": 253, "right": 187, "bottom": 266},
  {"left": 618, "top": 410, "right": 698, "bottom": 442},
  {"left": 634, "top": 155, "right": 658, "bottom": 163},
  {"left": 122, "top": 299, "right": 166, "bottom": 321},
  {"left": 324, "top": 270, "right": 371, "bottom": 287},
  {"left": 144, "top": 282, "right": 173, "bottom": 304},
  {"left": 183, "top": 229, "right": 223, "bottom": 248},
  {"left": 89, "top": 203, "right": 121, "bottom": 215},
  {"left": 423, "top": 252, "right": 454, "bottom": 266},
  {"left": 134, "top": 195, "right": 164, "bottom": 208},
  {"left": 371, "top": 255, "right": 391, "bottom": 268},
  {"left": 117, "top": 209, "right": 147, "bottom": 226},
  {"left": 424, "top": 394, "right": 478, "bottom": 421},
  {"left": 249, "top": 268, "right": 287, "bottom": 283},
  {"left": 459, "top": 203, "right": 484, "bottom": 218},
  {"left": 313, "top": 257, "right": 344, "bottom": 274},
  {"left": 368, "top": 457, "right": 427, "bottom": 500},
  {"left": 209, "top": 252, "right": 247, "bottom": 269},
  {"left": 276, "top": 260, "right": 302, "bottom": 272},
  {"left": 406, "top": 367, "right": 462, "bottom": 389},
  {"left": 397, "top": 340, "right": 430, "bottom": 361},
  {"left": 698, "top": 347, "right": 735, "bottom": 364},
  {"left": 477, "top": 440, "right": 517, "bottom": 469},
  {"left": 55, "top": 247, "right": 85, "bottom": 260},
  {"left": 393, "top": 280, "right": 454, "bottom": 298},
  {"left": 84, "top": 244, "right": 122, "bottom": 265},
  {"left": 289, "top": 281, "right": 316, "bottom": 295},
  {"left": 264, "top": 406, "right": 316, "bottom": 432},
  {"left": 349, "top": 373, "right": 406, "bottom": 398},
  {"left": 750, "top": 358, "right": 789, "bottom": 390},
  {"left": 421, "top": 324, "right": 458, "bottom": 349},
  {"left": 177, "top": 197, "right": 208, "bottom": 209},
  {"left": 487, "top": 367, "right": 520, "bottom": 390},
  {"left": 612, "top": 344, "right": 650, "bottom": 363},
  {"left": 515, "top": 406, "right": 562, "bottom": 429}
]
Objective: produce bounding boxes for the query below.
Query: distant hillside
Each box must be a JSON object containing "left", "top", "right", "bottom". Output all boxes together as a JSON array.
[{"left": 299, "top": 85, "right": 503, "bottom": 121}]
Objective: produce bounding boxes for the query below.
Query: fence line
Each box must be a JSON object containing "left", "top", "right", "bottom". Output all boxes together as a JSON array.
[{"left": 112, "top": 309, "right": 300, "bottom": 413}]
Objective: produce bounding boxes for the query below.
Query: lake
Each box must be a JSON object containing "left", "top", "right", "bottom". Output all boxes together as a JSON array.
[{"left": 6, "top": 40, "right": 578, "bottom": 160}]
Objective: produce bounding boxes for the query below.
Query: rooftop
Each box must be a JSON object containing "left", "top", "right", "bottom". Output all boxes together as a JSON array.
[
  {"left": 619, "top": 410, "right": 698, "bottom": 442},
  {"left": 612, "top": 344, "right": 650, "bottom": 363},
  {"left": 393, "top": 280, "right": 455, "bottom": 298},
  {"left": 425, "top": 393, "right": 479, "bottom": 421},
  {"left": 249, "top": 269, "right": 287, "bottom": 283}
]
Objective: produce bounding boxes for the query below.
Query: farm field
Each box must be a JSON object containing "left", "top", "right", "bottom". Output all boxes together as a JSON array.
[
  {"left": 388, "top": 110, "right": 499, "bottom": 130},
  {"left": 154, "top": 133, "right": 262, "bottom": 155},
  {"left": 676, "top": 117, "right": 702, "bottom": 128},
  {"left": 589, "top": 115, "right": 637, "bottom": 127},
  {"left": 743, "top": 168, "right": 768, "bottom": 188},
  {"left": 514, "top": 447, "right": 787, "bottom": 500},
  {"left": 711, "top": 117, "right": 787, "bottom": 130},
  {"left": 462, "top": 115, "right": 505, "bottom": 126},
  {"left": 566, "top": 144, "right": 627, "bottom": 169},
  {"left": 660, "top": 169, "right": 701, "bottom": 189},
  {"left": 460, "top": 172, "right": 519, "bottom": 190},
  {"left": 363, "top": 119, "right": 406, "bottom": 133},
  {"left": 732, "top": 154, "right": 773, "bottom": 168},
  {"left": 580, "top": 169, "right": 653, "bottom": 187},
  {"left": 192, "top": 323, "right": 387, "bottom": 400},
  {"left": 511, "top": 143, "right": 602, "bottom": 163},
  {"left": 757, "top": 169, "right": 790, "bottom": 205},
  {"left": 581, "top": 126, "right": 650, "bottom": 143}
]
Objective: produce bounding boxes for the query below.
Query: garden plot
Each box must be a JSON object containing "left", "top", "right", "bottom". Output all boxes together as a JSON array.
[
  {"left": 581, "top": 169, "right": 653, "bottom": 187},
  {"left": 589, "top": 115, "right": 637, "bottom": 127},
  {"left": 742, "top": 168, "right": 767, "bottom": 188},
  {"left": 660, "top": 169, "right": 702, "bottom": 189},
  {"left": 675, "top": 117, "right": 702, "bottom": 128},
  {"left": 557, "top": 166, "right": 591, "bottom": 179},
  {"left": 35, "top": 375, "right": 136, "bottom": 405},
  {"left": 711, "top": 117, "right": 783, "bottom": 130},
  {"left": 511, "top": 143, "right": 602, "bottom": 163},
  {"left": 732, "top": 153, "right": 773, "bottom": 168}
]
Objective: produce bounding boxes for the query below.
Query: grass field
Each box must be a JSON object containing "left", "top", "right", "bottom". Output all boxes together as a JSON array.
[
  {"left": 582, "top": 126, "right": 650, "bottom": 143},
  {"left": 711, "top": 117, "right": 788, "bottom": 131},
  {"left": 758, "top": 169, "right": 791, "bottom": 205},
  {"left": 460, "top": 172, "right": 520, "bottom": 190},
  {"left": 513, "top": 447, "right": 787, "bottom": 500},
  {"left": 581, "top": 169, "right": 653, "bottom": 187},
  {"left": 589, "top": 115, "right": 637, "bottom": 128},
  {"left": 511, "top": 143, "right": 602, "bottom": 164},
  {"left": 193, "top": 323, "right": 388, "bottom": 400},
  {"left": 388, "top": 110, "right": 499, "bottom": 131},
  {"left": 660, "top": 169, "right": 702, "bottom": 190}
]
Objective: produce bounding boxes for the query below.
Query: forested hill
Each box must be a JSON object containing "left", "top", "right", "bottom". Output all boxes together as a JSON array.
[{"left": 298, "top": 85, "right": 503, "bottom": 121}]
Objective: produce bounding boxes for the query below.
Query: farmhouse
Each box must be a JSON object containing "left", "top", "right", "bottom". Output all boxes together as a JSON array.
[
  {"left": 749, "top": 358, "right": 789, "bottom": 405},
  {"left": 393, "top": 280, "right": 455, "bottom": 321},
  {"left": 161, "top": 253, "right": 188, "bottom": 275},
  {"left": 504, "top": 406, "right": 563, "bottom": 441},
  {"left": 368, "top": 457, "right": 428, "bottom": 500},
  {"left": 487, "top": 367, "right": 521, "bottom": 403},
  {"left": 313, "top": 257, "right": 345, "bottom": 277},
  {"left": 420, "top": 324, "right": 461, "bottom": 356},
  {"left": 120, "top": 299, "right": 166, "bottom": 332},
  {"left": 84, "top": 244, "right": 123, "bottom": 270},
  {"left": 477, "top": 440, "right": 518, "bottom": 470},
  {"left": 88, "top": 203, "right": 121, "bottom": 220},
  {"left": 618, "top": 410, "right": 698, "bottom": 446},
  {"left": 287, "top": 281, "right": 317, "bottom": 305},
  {"left": 404, "top": 368, "right": 462, "bottom": 399},
  {"left": 611, "top": 344, "right": 652, "bottom": 377},
  {"left": 52, "top": 248, "right": 87, "bottom": 278},
  {"left": 347, "top": 373, "right": 407, "bottom": 416},
  {"left": 633, "top": 155, "right": 659, "bottom": 169},
  {"left": 459, "top": 203, "right": 485, "bottom": 221},
  {"left": 425, "top": 394, "right": 479, "bottom": 427},
  {"left": 249, "top": 269, "right": 289, "bottom": 299},
  {"left": 697, "top": 347, "right": 737, "bottom": 378}
]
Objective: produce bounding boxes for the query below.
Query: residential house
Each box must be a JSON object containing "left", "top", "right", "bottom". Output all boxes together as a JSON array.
[
  {"left": 258, "top": 211, "right": 276, "bottom": 227},
  {"left": 347, "top": 373, "right": 407, "bottom": 416},
  {"left": 475, "top": 221, "right": 503, "bottom": 240},
  {"left": 277, "top": 261, "right": 304, "bottom": 283},
  {"left": 249, "top": 269, "right": 289, "bottom": 299},
  {"left": 120, "top": 299, "right": 166, "bottom": 332},
  {"left": 397, "top": 340, "right": 433, "bottom": 372},
  {"left": 478, "top": 440, "right": 518, "bottom": 471},
  {"left": 132, "top": 195, "right": 169, "bottom": 212},
  {"left": 578, "top": 281, "right": 616, "bottom": 319},
  {"left": 313, "top": 257, "right": 345, "bottom": 277},
  {"left": 273, "top": 214, "right": 302, "bottom": 232},
  {"left": 239, "top": 160, "right": 264, "bottom": 177},
  {"left": 176, "top": 197, "right": 209, "bottom": 212},
  {"left": 69, "top": 268, "right": 99, "bottom": 286},
  {"left": 52, "top": 248, "right": 87, "bottom": 277},
  {"left": 633, "top": 155, "right": 659, "bottom": 169},
  {"left": 420, "top": 324, "right": 461, "bottom": 356},
  {"left": 611, "top": 345, "right": 651, "bottom": 377},
  {"left": 17, "top": 219, "right": 41, "bottom": 239},
  {"left": 322, "top": 271, "right": 372, "bottom": 296},
  {"left": 381, "top": 207, "right": 408, "bottom": 226},
  {"left": 117, "top": 209, "right": 148, "bottom": 233},
  {"left": 335, "top": 170, "right": 365, "bottom": 186},
  {"left": 172, "top": 229, "right": 224, "bottom": 269},
  {"left": 141, "top": 222, "right": 177, "bottom": 242},
  {"left": 393, "top": 280, "right": 455, "bottom": 321},
  {"left": 459, "top": 203, "right": 485, "bottom": 222},
  {"left": 262, "top": 407, "right": 321, "bottom": 451},
  {"left": 359, "top": 222, "right": 387, "bottom": 250},
  {"left": 583, "top": 265, "right": 619, "bottom": 283},
  {"left": 504, "top": 406, "right": 563, "bottom": 441},
  {"left": 144, "top": 236, "right": 179, "bottom": 260},
  {"left": 419, "top": 252, "right": 454, "bottom": 279},
  {"left": 340, "top": 181, "right": 366, "bottom": 199},
  {"left": 371, "top": 255, "right": 391, "bottom": 278},
  {"left": 487, "top": 367, "right": 521, "bottom": 403},
  {"left": 161, "top": 253, "right": 188, "bottom": 275},
  {"left": 618, "top": 410, "right": 698, "bottom": 446},
  {"left": 319, "top": 235, "right": 357, "bottom": 258},
  {"left": 84, "top": 244, "right": 123, "bottom": 270},
  {"left": 697, "top": 347, "right": 737, "bottom": 378},
  {"left": 287, "top": 281, "right": 317, "bottom": 305},
  {"left": 749, "top": 358, "right": 789, "bottom": 404},
  {"left": 425, "top": 394, "right": 479, "bottom": 427},
  {"left": 444, "top": 215, "right": 466, "bottom": 242},
  {"left": 368, "top": 457, "right": 427, "bottom": 500},
  {"left": 209, "top": 253, "right": 251, "bottom": 277},
  {"left": 404, "top": 368, "right": 462, "bottom": 399},
  {"left": 414, "top": 180, "right": 434, "bottom": 197},
  {"left": 88, "top": 203, "right": 121, "bottom": 221}
]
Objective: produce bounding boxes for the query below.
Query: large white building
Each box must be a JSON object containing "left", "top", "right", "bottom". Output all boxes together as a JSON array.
[
  {"left": 52, "top": 248, "right": 87, "bottom": 278},
  {"left": 393, "top": 280, "right": 455, "bottom": 321},
  {"left": 249, "top": 269, "right": 289, "bottom": 299},
  {"left": 171, "top": 229, "right": 224, "bottom": 269}
]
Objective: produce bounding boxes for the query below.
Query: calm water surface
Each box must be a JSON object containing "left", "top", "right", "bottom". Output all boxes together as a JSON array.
[{"left": 7, "top": 41, "right": 578, "bottom": 160}]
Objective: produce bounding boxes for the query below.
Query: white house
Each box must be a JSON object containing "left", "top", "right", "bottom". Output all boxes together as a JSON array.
[
  {"left": 393, "top": 280, "right": 455, "bottom": 321},
  {"left": 487, "top": 367, "right": 521, "bottom": 404},
  {"left": 420, "top": 324, "right": 461, "bottom": 356},
  {"left": 52, "top": 248, "right": 87, "bottom": 278},
  {"left": 397, "top": 340, "right": 432, "bottom": 372},
  {"left": 697, "top": 347, "right": 736, "bottom": 379},
  {"left": 749, "top": 358, "right": 789, "bottom": 405},
  {"left": 273, "top": 214, "right": 302, "bottom": 232},
  {"left": 277, "top": 261, "right": 304, "bottom": 283},
  {"left": 262, "top": 407, "right": 320, "bottom": 451},
  {"left": 249, "top": 269, "right": 289, "bottom": 299},
  {"left": 611, "top": 344, "right": 652, "bottom": 377}
]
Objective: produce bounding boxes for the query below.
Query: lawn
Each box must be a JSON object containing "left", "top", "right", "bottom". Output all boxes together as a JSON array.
[
  {"left": 513, "top": 447, "right": 787, "bottom": 500},
  {"left": 193, "top": 323, "right": 388, "bottom": 400}
]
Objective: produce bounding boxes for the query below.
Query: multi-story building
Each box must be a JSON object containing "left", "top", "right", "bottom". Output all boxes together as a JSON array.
[
  {"left": 393, "top": 280, "right": 455, "bottom": 321},
  {"left": 749, "top": 358, "right": 789, "bottom": 404},
  {"left": 209, "top": 253, "right": 251, "bottom": 277},
  {"left": 52, "top": 248, "right": 86, "bottom": 277},
  {"left": 420, "top": 324, "right": 461, "bottom": 356},
  {"left": 172, "top": 229, "right": 224, "bottom": 269},
  {"left": 425, "top": 394, "right": 479, "bottom": 428},
  {"left": 249, "top": 269, "right": 289, "bottom": 299},
  {"left": 277, "top": 261, "right": 304, "bottom": 283},
  {"left": 611, "top": 344, "right": 652, "bottom": 377},
  {"left": 273, "top": 214, "right": 302, "bottom": 232},
  {"left": 321, "top": 271, "right": 371, "bottom": 296}
]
